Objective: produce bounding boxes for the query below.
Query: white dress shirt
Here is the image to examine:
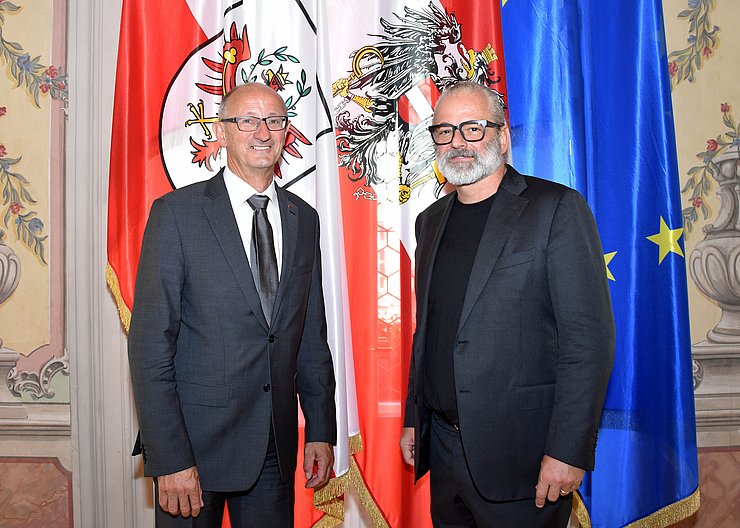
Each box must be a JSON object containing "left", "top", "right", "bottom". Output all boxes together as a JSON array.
[{"left": 223, "top": 167, "right": 283, "bottom": 279}]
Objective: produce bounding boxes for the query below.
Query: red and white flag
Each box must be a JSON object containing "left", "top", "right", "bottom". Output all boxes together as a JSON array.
[
  {"left": 109, "top": 1, "right": 506, "bottom": 526},
  {"left": 326, "top": 1, "right": 507, "bottom": 525},
  {"left": 109, "top": 1, "right": 358, "bottom": 525}
]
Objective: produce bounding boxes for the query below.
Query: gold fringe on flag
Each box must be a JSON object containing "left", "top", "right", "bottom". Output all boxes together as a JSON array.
[
  {"left": 348, "top": 432, "right": 363, "bottom": 455},
  {"left": 573, "top": 487, "right": 700, "bottom": 528},
  {"left": 572, "top": 492, "right": 591, "bottom": 528},
  {"left": 106, "top": 263, "right": 132, "bottom": 333},
  {"left": 313, "top": 470, "right": 351, "bottom": 528},
  {"left": 313, "top": 433, "right": 361, "bottom": 527},
  {"left": 344, "top": 434, "right": 391, "bottom": 527},
  {"left": 312, "top": 433, "right": 390, "bottom": 527},
  {"left": 348, "top": 456, "right": 389, "bottom": 528}
]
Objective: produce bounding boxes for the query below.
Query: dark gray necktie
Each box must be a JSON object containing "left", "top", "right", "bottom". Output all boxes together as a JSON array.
[{"left": 247, "top": 194, "right": 278, "bottom": 323}]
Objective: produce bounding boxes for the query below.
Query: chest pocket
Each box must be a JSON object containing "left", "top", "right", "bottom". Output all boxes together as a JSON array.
[{"left": 492, "top": 248, "right": 535, "bottom": 271}]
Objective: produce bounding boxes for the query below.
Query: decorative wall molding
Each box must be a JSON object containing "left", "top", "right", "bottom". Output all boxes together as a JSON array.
[
  {"left": 67, "top": 0, "right": 153, "bottom": 526},
  {"left": 8, "top": 349, "right": 70, "bottom": 399},
  {"left": 0, "top": 348, "right": 26, "bottom": 419},
  {"left": 0, "top": 403, "right": 70, "bottom": 436}
]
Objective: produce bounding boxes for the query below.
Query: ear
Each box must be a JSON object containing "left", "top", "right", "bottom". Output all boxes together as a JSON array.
[
  {"left": 214, "top": 122, "right": 228, "bottom": 148},
  {"left": 498, "top": 124, "right": 510, "bottom": 156}
]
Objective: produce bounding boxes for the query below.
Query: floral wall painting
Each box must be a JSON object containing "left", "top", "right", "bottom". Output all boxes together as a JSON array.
[
  {"left": 668, "top": 0, "right": 719, "bottom": 88},
  {"left": 666, "top": 0, "right": 740, "bottom": 449},
  {"left": 0, "top": 1, "right": 68, "bottom": 106},
  {"left": 0, "top": 0, "right": 66, "bottom": 403},
  {"left": 1, "top": 146, "right": 49, "bottom": 265},
  {"left": 682, "top": 103, "right": 737, "bottom": 234},
  {"left": 0, "top": 0, "right": 66, "bottom": 269}
]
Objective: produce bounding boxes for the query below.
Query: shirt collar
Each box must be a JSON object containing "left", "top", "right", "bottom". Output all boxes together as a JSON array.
[{"left": 223, "top": 167, "right": 278, "bottom": 208}]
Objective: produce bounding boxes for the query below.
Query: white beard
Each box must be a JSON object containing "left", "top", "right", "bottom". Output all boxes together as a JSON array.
[{"left": 437, "top": 139, "right": 503, "bottom": 186}]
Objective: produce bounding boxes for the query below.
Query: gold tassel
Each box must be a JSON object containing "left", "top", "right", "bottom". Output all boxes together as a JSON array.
[
  {"left": 106, "top": 263, "right": 131, "bottom": 333},
  {"left": 573, "top": 488, "right": 700, "bottom": 528}
]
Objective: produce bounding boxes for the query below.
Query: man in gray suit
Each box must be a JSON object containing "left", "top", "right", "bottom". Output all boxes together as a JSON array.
[
  {"left": 400, "top": 81, "right": 615, "bottom": 527},
  {"left": 128, "top": 83, "right": 336, "bottom": 527}
]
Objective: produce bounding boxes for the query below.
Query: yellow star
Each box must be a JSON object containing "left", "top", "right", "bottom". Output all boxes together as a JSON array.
[
  {"left": 604, "top": 251, "right": 617, "bottom": 281},
  {"left": 646, "top": 217, "right": 684, "bottom": 264}
]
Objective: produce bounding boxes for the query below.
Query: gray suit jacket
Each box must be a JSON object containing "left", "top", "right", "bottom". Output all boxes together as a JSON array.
[
  {"left": 404, "top": 166, "right": 615, "bottom": 501},
  {"left": 128, "top": 170, "right": 336, "bottom": 491}
]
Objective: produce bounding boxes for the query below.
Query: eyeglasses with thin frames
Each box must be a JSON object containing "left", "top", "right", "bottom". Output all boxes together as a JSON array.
[
  {"left": 220, "top": 115, "right": 289, "bottom": 132},
  {"left": 428, "top": 119, "right": 503, "bottom": 145}
]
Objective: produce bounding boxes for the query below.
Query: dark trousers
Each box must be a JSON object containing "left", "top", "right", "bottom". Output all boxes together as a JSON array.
[
  {"left": 429, "top": 413, "right": 572, "bottom": 528},
  {"left": 155, "top": 437, "right": 294, "bottom": 528}
]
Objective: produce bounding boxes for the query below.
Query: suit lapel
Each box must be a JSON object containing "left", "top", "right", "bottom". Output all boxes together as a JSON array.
[
  {"left": 272, "top": 185, "right": 298, "bottom": 322},
  {"left": 203, "top": 170, "right": 269, "bottom": 332},
  {"left": 457, "top": 168, "right": 528, "bottom": 336}
]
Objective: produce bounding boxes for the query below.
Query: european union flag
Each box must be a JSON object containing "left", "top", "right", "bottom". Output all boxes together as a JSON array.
[{"left": 502, "top": 1, "right": 700, "bottom": 526}]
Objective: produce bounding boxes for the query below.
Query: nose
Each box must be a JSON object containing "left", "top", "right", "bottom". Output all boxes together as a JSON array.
[
  {"left": 450, "top": 128, "right": 468, "bottom": 148},
  {"left": 253, "top": 120, "right": 272, "bottom": 141}
]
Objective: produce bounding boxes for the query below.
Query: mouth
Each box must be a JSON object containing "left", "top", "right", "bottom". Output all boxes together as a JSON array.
[
  {"left": 444, "top": 150, "right": 477, "bottom": 163},
  {"left": 250, "top": 145, "right": 272, "bottom": 151}
]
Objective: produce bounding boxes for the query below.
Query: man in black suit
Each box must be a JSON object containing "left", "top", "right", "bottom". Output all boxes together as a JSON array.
[
  {"left": 400, "top": 81, "right": 615, "bottom": 527},
  {"left": 128, "top": 83, "right": 336, "bottom": 527}
]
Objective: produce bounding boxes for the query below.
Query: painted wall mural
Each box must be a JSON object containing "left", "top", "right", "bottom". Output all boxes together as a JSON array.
[
  {"left": 667, "top": 0, "right": 719, "bottom": 88},
  {"left": 665, "top": 0, "right": 740, "bottom": 451},
  {"left": 681, "top": 103, "right": 737, "bottom": 234},
  {"left": 0, "top": 0, "right": 67, "bottom": 407},
  {"left": 0, "top": 3, "right": 71, "bottom": 526}
]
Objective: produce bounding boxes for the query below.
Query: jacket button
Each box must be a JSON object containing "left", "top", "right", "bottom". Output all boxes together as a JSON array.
[
  {"left": 268, "top": 335, "right": 276, "bottom": 343},
  {"left": 263, "top": 384, "right": 271, "bottom": 392}
]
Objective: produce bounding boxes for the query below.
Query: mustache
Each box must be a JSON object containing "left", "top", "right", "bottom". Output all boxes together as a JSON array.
[{"left": 440, "top": 148, "right": 479, "bottom": 162}]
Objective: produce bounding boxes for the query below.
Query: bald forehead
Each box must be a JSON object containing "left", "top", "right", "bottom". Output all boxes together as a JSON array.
[{"left": 222, "top": 84, "right": 287, "bottom": 115}]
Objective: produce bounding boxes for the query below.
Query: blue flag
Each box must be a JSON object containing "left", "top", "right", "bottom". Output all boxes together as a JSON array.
[{"left": 501, "top": 1, "right": 699, "bottom": 526}]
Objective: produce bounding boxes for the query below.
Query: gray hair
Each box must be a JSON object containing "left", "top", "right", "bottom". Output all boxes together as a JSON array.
[{"left": 437, "top": 81, "right": 507, "bottom": 126}]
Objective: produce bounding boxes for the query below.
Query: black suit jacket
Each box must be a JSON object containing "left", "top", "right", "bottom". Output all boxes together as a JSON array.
[
  {"left": 404, "top": 166, "right": 615, "bottom": 501},
  {"left": 128, "top": 170, "right": 336, "bottom": 491}
]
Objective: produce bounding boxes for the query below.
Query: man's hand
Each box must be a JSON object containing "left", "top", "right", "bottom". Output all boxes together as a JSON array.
[
  {"left": 400, "top": 427, "right": 415, "bottom": 466},
  {"left": 535, "top": 455, "right": 584, "bottom": 508},
  {"left": 156, "top": 466, "right": 203, "bottom": 517},
  {"left": 304, "top": 442, "right": 334, "bottom": 488}
]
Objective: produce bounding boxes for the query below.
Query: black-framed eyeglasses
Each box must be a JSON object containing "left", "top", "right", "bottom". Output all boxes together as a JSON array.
[
  {"left": 220, "top": 115, "right": 289, "bottom": 132},
  {"left": 428, "top": 120, "right": 503, "bottom": 145}
]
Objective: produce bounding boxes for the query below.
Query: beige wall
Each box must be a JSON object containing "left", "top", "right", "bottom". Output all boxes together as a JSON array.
[
  {"left": 0, "top": 0, "right": 67, "bottom": 401},
  {"left": 0, "top": 1, "right": 54, "bottom": 354},
  {"left": 0, "top": 0, "right": 71, "bottom": 524},
  {"left": 664, "top": 1, "right": 740, "bottom": 524},
  {"left": 664, "top": 0, "right": 739, "bottom": 343}
]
